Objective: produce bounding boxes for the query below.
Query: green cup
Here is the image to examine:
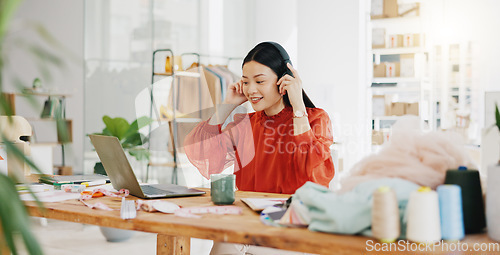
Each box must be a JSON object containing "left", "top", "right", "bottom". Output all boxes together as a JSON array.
[{"left": 210, "top": 174, "right": 235, "bottom": 205}]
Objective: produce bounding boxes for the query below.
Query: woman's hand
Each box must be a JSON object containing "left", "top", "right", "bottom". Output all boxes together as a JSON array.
[
  {"left": 277, "top": 63, "right": 305, "bottom": 109},
  {"left": 223, "top": 79, "right": 248, "bottom": 105}
]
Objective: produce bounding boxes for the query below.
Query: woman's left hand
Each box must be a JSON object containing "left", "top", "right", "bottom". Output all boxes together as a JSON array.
[{"left": 277, "top": 63, "right": 305, "bottom": 109}]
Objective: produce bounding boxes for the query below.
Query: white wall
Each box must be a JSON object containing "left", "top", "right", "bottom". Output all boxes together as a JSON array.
[
  {"left": 297, "top": 0, "right": 369, "bottom": 172},
  {"left": 3, "top": 0, "right": 84, "bottom": 173}
]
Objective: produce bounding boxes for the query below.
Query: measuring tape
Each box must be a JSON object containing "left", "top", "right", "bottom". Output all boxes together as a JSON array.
[
  {"left": 79, "top": 188, "right": 130, "bottom": 210},
  {"left": 174, "top": 206, "right": 242, "bottom": 218}
]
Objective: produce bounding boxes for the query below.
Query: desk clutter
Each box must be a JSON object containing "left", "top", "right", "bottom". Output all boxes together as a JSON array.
[{"left": 268, "top": 165, "right": 498, "bottom": 245}]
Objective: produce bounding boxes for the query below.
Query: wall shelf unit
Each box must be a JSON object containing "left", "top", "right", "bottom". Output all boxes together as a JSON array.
[{"left": 369, "top": 0, "right": 433, "bottom": 147}]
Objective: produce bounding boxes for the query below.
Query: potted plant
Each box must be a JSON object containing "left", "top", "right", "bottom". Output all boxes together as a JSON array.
[
  {"left": 91, "top": 115, "right": 153, "bottom": 176},
  {"left": 89, "top": 115, "right": 153, "bottom": 242}
]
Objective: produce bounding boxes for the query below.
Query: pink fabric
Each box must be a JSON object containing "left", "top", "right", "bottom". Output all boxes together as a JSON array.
[{"left": 339, "top": 116, "right": 474, "bottom": 193}]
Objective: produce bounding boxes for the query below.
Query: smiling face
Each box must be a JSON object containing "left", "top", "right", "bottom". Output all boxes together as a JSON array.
[{"left": 242, "top": 61, "right": 285, "bottom": 116}]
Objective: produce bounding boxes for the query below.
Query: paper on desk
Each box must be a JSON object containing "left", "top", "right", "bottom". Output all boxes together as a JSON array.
[
  {"left": 241, "top": 198, "right": 288, "bottom": 211},
  {"left": 19, "top": 190, "right": 81, "bottom": 202}
]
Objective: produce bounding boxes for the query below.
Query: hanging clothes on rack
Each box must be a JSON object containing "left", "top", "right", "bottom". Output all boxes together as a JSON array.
[
  {"left": 205, "top": 66, "right": 226, "bottom": 100},
  {"left": 202, "top": 66, "right": 222, "bottom": 107}
]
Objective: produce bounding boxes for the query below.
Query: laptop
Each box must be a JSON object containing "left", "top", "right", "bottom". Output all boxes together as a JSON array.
[{"left": 89, "top": 134, "right": 205, "bottom": 199}]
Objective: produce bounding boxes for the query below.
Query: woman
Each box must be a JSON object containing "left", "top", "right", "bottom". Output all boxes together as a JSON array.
[
  {"left": 185, "top": 42, "right": 334, "bottom": 254},
  {"left": 185, "top": 41, "right": 334, "bottom": 194}
]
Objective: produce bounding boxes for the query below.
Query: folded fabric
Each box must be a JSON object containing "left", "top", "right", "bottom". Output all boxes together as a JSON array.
[{"left": 293, "top": 178, "right": 419, "bottom": 237}]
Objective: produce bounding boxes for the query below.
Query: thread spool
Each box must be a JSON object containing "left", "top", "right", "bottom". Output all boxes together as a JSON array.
[
  {"left": 487, "top": 164, "right": 500, "bottom": 241},
  {"left": 406, "top": 187, "right": 441, "bottom": 244},
  {"left": 444, "top": 166, "right": 486, "bottom": 234},
  {"left": 437, "top": 185, "right": 464, "bottom": 241},
  {"left": 372, "top": 186, "right": 400, "bottom": 243}
]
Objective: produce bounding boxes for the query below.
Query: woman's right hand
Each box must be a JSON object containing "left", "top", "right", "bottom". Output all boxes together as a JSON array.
[{"left": 223, "top": 79, "right": 247, "bottom": 105}]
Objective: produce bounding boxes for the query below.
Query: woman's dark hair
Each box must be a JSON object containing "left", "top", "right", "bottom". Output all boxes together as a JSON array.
[{"left": 242, "top": 42, "right": 316, "bottom": 108}]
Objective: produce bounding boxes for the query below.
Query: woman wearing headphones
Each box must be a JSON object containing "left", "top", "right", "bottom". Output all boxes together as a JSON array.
[{"left": 184, "top": 42, "right": 334, "bottom": 254}]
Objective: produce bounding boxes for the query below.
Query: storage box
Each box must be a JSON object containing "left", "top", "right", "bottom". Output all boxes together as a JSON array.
[
  {"left": 385, "top": 62, "right": 400, "bottom": 77},
  {"left": 372, "top": 28, "right": 386, "bottom": 49},
  {"left": 371, "top": 0, "right": 399, "bottom": 19},
  {"left": 403, "top": 33, "right": 421, "bottom": 47},
  {"left": 406, "top": 102, "right": 419, "bottom": 116},
  {"left": 399, "top": 3, "right": 420, "bottom": 17},
  {"left": 387, "top": 34, "right": 404, "bottom": 48},
  {"left": 391, "top": 102, "right": 406, "bottom": 116},
  {"left": 373, "top": 63, "right": 386, "bottom": 77},
  {"left": 372, "top": 130, "right": 384, "bottom": 145},
  {"left": 400, "top": 54, "right": 415, "bottom": 77}
]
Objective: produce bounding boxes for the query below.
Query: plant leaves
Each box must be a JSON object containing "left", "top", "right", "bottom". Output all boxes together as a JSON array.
[
  {"left": 102, "top": 116, "right": 130, "bottom": 141},
  {"left": 0, "top": 0, "right": 22, "bottom": 40},
  {"left": 496, "top": 103, "right": 500, "bottom": 132},
  {"left": 122, "top": 133, "right": 144, "bottom": 148},
  {"left": 0, "top": 174, "right": 44, "bottom": 255},
  {"left": 122, "top": 116, "right": 153, "bottom": 141},
  {"left": 127, "top": 147, "right": 150, "bottom": 162}
]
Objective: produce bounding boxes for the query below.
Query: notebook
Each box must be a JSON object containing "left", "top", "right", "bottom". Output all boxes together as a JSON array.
[{"left": 89, "top": 134, "right": 205, "bottom": 199}]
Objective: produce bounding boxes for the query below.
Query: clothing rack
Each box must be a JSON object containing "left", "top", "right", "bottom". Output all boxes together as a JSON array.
[{"left": 147, "top": 49, "right": 241, "bottom": 184}]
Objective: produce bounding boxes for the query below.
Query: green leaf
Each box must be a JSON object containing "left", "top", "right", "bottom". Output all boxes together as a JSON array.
[
  {"left": 122, "top": 116, "right": 153, "bottom": 141},
  {"left": 127, "top": 147, "right": 150, "bottom": 161},
  {"left": 122, "top": 133, "right": 144, "bottom": 148},
  {"left": 0, "top": 174, "right": 44, "bottom": 255},
  {"left": 102, "top": 116, "right": 130, "bottom": 140},
  {"left": 496, "top": 103, "right": 500, "bottom": 132},
  {"left": 0, "top": 0, "right": 22, "bottom": 40}
]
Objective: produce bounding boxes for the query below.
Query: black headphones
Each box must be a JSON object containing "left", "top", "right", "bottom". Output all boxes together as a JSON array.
[{"left": 262, "top": 41, "right": 294, "bottom": 78}]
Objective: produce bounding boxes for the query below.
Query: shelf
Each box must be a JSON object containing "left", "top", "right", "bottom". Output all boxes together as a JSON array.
[
  {"left": 371, "top": 16, "right": 420, "bottom": 25},
  {"left": 153, "top": 71, "right": 201, "bottom": 78},
  {"left": 14, "top": 90, "right": 70, "bottom": 97},
  {"left": 372, "top": 47, "right": 425, "bottom": 55},
  {"left": 25, "top": 117, "right": 71, "bottom": 121},
  {"left": 372, "top": 77, "right": 424, "bottom": 83},
  {"left": 370, "top": 85, "right": 421, "bottom": 93}
]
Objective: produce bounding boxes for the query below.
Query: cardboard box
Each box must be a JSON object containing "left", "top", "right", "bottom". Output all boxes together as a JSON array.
[
  {"left": 391, "top": 102, "right": 406, "bottom": 116},
  {"left": 371, "top": 0, "right": 399, "bottom": 19},
  {"left": 400, "top": 54, "right": 415, "bottom": 77},
  {"left": 372, "top": 130, "right": 384, "bottom": 145},
  {"left": 406, "top": 102, "right": 419, "bottom": 116},
  {"left": 399, "top": 3, "right": 420, "bottom": 17},
  {"left": 372, "top": 28, "right": 386, "bottom": 49},
  {"left": 387, "top": 34, "right": 404, "bottom": 48},
  {"left": 403, "top": 33, "right": 421, "bottom": 47},
  {"left": 373, "top": 63, "right": 386, "bottom": 77},
  {"left": 385, "top": 62, "right": 400, "bottom": 77}
]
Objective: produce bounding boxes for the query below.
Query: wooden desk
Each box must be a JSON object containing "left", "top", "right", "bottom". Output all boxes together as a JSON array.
[{"left": 24, "top": 189, "right": 497, "bottom": 255}]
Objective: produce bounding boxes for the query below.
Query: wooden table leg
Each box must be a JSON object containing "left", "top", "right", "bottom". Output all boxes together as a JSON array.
[{"left": 157, "top": 234, "right": 190, "bottom": 255}]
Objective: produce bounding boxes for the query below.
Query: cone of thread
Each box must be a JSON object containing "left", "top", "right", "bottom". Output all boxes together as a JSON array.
[
  {"left": 444, "top": 167, "right": 486, "bottom": 233},
  {"left": 437, "top": 184, "right": 464, "bottom": 241},
  {"left": 372, "top": 186, "right": 400, "bottom": 243},
  {"left": 406, "top": 187, "right": 441, "bottom": 244}
]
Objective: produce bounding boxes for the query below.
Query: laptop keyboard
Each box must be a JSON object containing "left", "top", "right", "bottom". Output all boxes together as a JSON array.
[{"left": 141, "top": 185, "right": 174, "bottom": 195}]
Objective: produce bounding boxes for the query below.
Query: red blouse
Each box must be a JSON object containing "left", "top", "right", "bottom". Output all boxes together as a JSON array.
[{"left": 184, "top": 106, "right": 335, "bottom": 194}]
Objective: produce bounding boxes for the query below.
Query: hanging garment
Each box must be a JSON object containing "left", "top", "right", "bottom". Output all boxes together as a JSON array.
[
  {"left": 206, "top": 66, "right": 226, "bottom": 99},
  {"left": 202, "top": 66, "right": 222, "bottom": 105}
]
